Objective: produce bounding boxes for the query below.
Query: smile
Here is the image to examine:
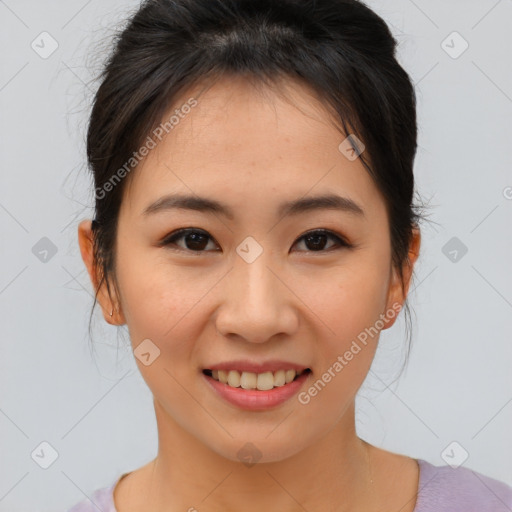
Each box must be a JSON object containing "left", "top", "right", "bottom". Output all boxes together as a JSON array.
[
  {"left": 203, "top": 368, "right": 311, "bottom": 390},
  {"left": 202, "top": 367, "right": 312, "bottom": 411}
]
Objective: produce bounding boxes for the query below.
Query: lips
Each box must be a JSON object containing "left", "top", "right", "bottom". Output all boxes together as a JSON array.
[{"left": 201, "top": 366, "right": 312, "bottom": 410}]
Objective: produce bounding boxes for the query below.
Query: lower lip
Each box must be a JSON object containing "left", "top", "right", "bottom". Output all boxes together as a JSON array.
[{"left": 202, "top": 371, "right": 311, "bottom": 411}]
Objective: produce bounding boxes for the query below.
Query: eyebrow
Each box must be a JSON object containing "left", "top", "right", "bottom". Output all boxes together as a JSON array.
[{"left": 142, "top": 193, "right": 365, "bottom": 220}]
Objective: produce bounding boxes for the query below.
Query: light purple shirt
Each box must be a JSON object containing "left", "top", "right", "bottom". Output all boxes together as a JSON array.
[{"left": 66, "top": 458, "right": 512, "bottom": 511}]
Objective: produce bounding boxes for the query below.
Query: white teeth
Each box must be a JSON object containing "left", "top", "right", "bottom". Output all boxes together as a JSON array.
[
  {"left": 273, "top": 369, "right": 286, "bottom": 387},
  {"left": 209, "top": 369, "right": 307, "bottom": 390},
  {"left": 240, "top": 371, "right": 257, "bottom": 390},
  {"left": 285, "top": 369, "right": 296, "bottom": 383},
  {"left": 227, "top": 370, "right": 241, "bottom": 387},
  {"left": 256, "top": 371, "right": 274, "bottom": 391}
]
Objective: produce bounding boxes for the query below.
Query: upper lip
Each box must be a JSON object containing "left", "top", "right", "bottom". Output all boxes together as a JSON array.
[{"left": 204, "top": 360, "right": 310, "bottom": 374}]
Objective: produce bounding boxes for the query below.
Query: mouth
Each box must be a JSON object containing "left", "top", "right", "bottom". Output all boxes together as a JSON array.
[{"left": 202, "top": 368, "right": 312, "bottom": 391}]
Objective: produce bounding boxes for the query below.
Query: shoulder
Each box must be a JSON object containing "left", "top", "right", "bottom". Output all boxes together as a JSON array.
[
  {"left": 66, "top": 484, "right": 117, "bottom": 512},
  {"left": 415, "top": 458, "right": 512, "bottom": 512}
]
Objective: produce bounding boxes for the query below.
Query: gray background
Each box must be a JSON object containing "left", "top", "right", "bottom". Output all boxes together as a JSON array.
[{"left": 1, "top": 1, "right": 511, "bottom": 511}]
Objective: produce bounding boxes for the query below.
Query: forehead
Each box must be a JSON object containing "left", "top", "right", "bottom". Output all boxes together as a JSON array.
[{"left": 121, "top": 75, "right": 385, "bottom": 221}]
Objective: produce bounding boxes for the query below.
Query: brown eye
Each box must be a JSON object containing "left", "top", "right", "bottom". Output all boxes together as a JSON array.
[
  {"left": 293, "top": 230, "right": 350, "bottom": 252},
  {"left": 161, "top": 229, "right": 219, "bottom": 252}
]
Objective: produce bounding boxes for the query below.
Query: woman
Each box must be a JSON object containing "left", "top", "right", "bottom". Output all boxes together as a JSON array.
[{"left": 70, "top": 0, "right": 512, "bottom": 510}]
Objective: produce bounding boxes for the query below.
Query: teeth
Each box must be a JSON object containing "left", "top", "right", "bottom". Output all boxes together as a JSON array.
[
  {"left": 240, "top": 371, "right": 257, "bottom": 390},
  {"left": 256, "top": 371, "right": 274, "bottom": 391},
  {"left": 274, "top": 369, "right": 286, "bottom": 387},
  {"left": 285, "top": 369, "right": 296, "bottom": 384},
  {"left": 227, "top": 370, "right": 241, "bottom": 388},
  {"left": 209, "top": 369, "right": 307, "bottom": 390}
]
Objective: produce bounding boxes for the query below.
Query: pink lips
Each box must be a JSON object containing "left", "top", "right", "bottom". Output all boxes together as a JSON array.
[{"left": 201, "top": 367, "right": 312, "bottom": 411}]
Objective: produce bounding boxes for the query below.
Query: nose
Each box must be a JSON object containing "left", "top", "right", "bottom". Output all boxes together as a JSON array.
[{"left": 215, "top": 254, "right": 299, "bottom": 344}]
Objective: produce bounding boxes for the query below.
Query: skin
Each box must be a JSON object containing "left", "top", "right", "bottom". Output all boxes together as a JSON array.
[{"left": 78, "top": 75, "right": 421, "bottom": 512}]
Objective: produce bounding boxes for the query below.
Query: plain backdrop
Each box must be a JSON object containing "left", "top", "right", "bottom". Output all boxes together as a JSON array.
[{"left": 0, "top": 1, "right": 511, "bottom": 511}]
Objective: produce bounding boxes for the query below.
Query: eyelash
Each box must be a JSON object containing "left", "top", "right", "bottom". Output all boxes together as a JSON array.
[{"left": 159, "top": 228, "right": 352, "bottom": 254}]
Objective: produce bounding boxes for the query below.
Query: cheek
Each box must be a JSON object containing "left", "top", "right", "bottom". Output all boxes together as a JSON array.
[
  {"left": 299, "top": 246, "right": 392, "bottom": 392},
  {"left": 116, "top": 244, "right": 200, "bottom": 322},
  {"left": 309, "top": 255, "right": 390, "bottom": 340},
  {"left": 114, "top": 245, "right": 205, "bottom": 343},
  {"left": 297, "top": 263, "right": 389, "bottom": 414},
  {"left": 114, "top": 250, "right": 209, "bottom": 400}
]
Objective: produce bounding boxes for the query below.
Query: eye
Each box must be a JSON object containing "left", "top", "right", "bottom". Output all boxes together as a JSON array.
[
  {"left": 160, "top": 228, "right": 219, "bottom": 253},
  {"left": 160, "top": 228, "right": 350, "bottom": 254},
  {"left": 292, "top": 229, "right": 351, "bottom": 252}
]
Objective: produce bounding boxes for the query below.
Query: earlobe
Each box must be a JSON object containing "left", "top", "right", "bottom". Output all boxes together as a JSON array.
[
  {"left": 77, "top": 219, "right": 124, "bottom": 325},
  {"left": 382, "top": 266, "right": 403, "bottom": 330},
  {"left": 78, "top": 220, "right": 97, "bottom": 288},
  {"left": 404, "top": 226, "right": 421, "bottom": 297},
  {"left": 382, "top": 227, "right": 421, "bottom": 330}
]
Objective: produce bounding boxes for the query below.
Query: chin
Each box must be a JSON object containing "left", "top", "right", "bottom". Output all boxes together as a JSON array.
[{"left": 203, "top": 432, "right": 309, "bottom": 465}]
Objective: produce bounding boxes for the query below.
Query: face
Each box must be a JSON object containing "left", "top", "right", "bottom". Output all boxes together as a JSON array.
[{"left": 79, "top": 75, "right": 419, "bottom": 464}]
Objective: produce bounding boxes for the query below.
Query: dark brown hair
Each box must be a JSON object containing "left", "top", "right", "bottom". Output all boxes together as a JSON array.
[{"left": 85, "top": 0, "right": 428, "bottom": 372}]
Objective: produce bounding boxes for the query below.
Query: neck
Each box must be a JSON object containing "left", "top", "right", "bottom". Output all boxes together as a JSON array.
[{"left": 141, "top": 399, "right": 376, "bottom": 512}]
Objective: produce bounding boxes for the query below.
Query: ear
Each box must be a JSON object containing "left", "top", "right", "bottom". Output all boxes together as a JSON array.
[
  {"left": 382, "top": 226, "right": 421, "bottom": 330},
  {"left": 77, "top": 219, "right": 125, "bottom": 325}
]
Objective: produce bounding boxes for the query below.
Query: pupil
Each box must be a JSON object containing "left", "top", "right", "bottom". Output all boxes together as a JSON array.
[
  {"left": 306, "top": 233, "right": 326, "bottom": 251},
  {"left": 186, "top": 233, "right": 207, "bottom": 250}
]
